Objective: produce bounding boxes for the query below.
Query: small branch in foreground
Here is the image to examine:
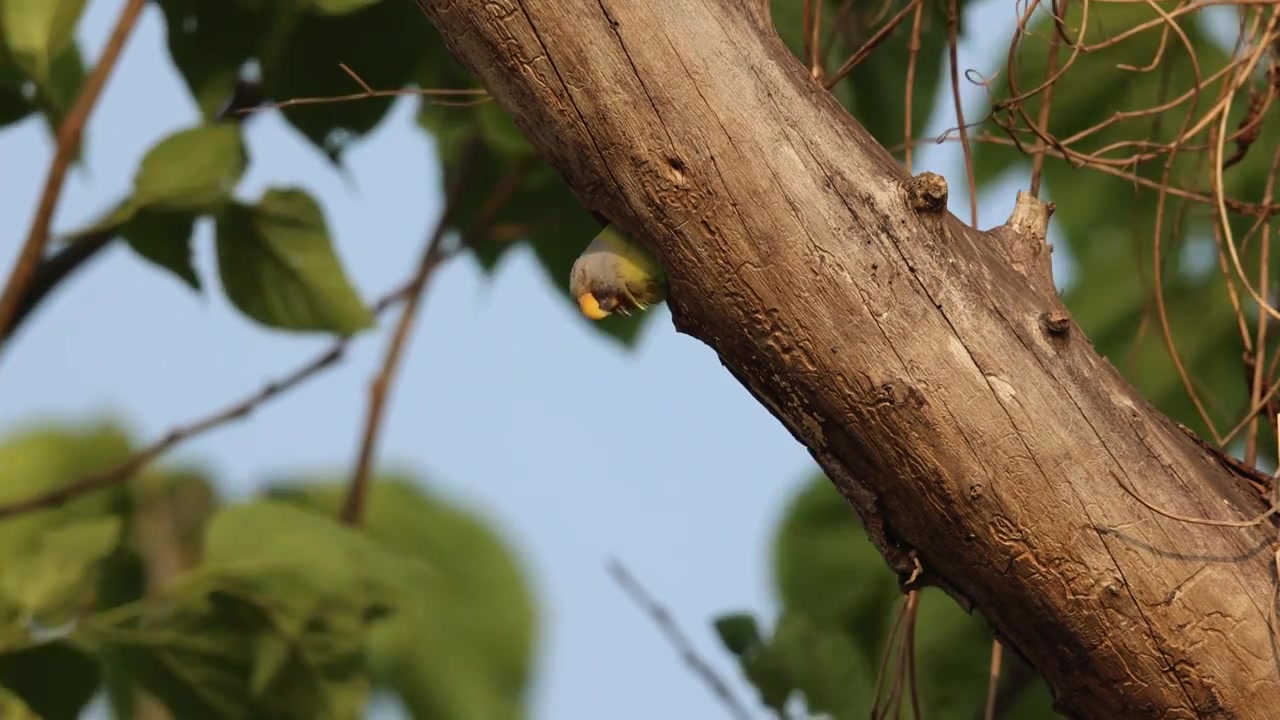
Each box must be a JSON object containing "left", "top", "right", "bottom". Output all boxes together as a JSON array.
[
  {"left": 339, "top": 141, "right": 530, "bottom": 526},
  {"left": 946, "top": 0, "right": 978, "bottom": 227},
  {"left": 0, "top": 284, "right": 412, "bottom": 520},
  {"left": 605, "top": 558, "right": 754, "bottom": 720},
  {"left": 983, "top": 639, "right": 1004, "bottom": 720},
  {"left": 0, "top": 0, "right": 147, "bottom": 356}
]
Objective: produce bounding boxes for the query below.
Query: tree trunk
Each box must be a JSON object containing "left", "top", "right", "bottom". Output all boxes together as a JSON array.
[{"left": 414, "top": 0, "right": 1280, "bottom": 716}]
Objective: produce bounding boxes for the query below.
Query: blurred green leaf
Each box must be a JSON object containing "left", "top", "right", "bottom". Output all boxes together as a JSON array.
[
  {"left": 266, "top": 0, "right": 421, "bottom": 162},
  {"left": 99, "top": 500, "right": 405, "bottom": 720},
  {"left": 0, "top": 516, "right": 123, "bottom": 626},
  {"left": 476, "top": 100, "right": 534, "bottom": 161},
  {"left": 772, "top": 475, "right": 900, "bottom": 656},
  {"left": 908, "top": 587, "right": 993, "bottom": 719},
  {"left": 0, "top": 642, "right": 99, "bottom": 720},
  {"left": 0, "top": 0, "right": 86, "bottom": 83},
  {"left": 94, "top": 548, "right": 148, "bottom": 720},
  {"left": 31, "top": 40, "right": 84, "bottom": 133},
  {"left": 154, "top": 0, "right": 269, "bottom": 119},
  {"left": 309, "top": 0, "right": 382, "bottom": 15},
  {"left": 0, "top": 689, "right": 39, "bottom": 719},
  {"left": 739, "top": 641, "right": 794, "bottom": 714},
  {"left": 1000, "top": 671, "right": 1059, "bottom": 718},
  {"left": 773, "top": 610, "right": 875, "bottom": 717},
  {"left": 121, "top": 209, "right": 202, "bottom": 291},
  {"left": 215, "top": 187, "right": 373, "bottom": 335},
  {"left": 731, "top": 473, "right": 1066, "bottom": 719},
  {"left": 268, "top": 476, "right": 537, "bottom": 720},
  {"left": 713, "top": 612, "right": 764, "bottom": 657},
  {"left": 0, "top": 423, "right": 133, "bottom": 552},
  {"left": 0, "top": 32, "right": 84, "bottom": 143},
  {"left": 132, "top": 123, "right": 247, "bottom": 213},
  {"left": 0, "top": 54, "right": 34, "bottom": 128}
]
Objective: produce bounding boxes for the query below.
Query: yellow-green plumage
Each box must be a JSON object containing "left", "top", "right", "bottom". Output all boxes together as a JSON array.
[{"left": 568, "top": 224, "right": 667, "bottom": 320}]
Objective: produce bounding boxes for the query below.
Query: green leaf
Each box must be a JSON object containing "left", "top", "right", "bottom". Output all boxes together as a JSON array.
[
  {"left": 0, "top": 423, "right": 133, "bottom": 553},
  {"left": 476, "top": 101, "right": 534, "bottom": 161},
  {"left": 772, "top": 611, "right": 875, "bottom": 717},
  {"left": 0, "top": 516, "right": 122, "bottom": 625},
  {"left": 94, "top": 549, "right": 148, "bottom": 720},
  {"left": 214, "top": 188, "right": 373, "bottom": 335},
  {"left": 132, "top": 123, "right": 247, "bottom": 212},
  {"left": 98, "top": 500, "right": 405, "bottom": 720},
  {"left": 0, "top": 51, "right": 35, "bottom": 128},
  {"left": 309, "top": 0, "right": 383, "bottom": 15},
  {"left": 121, "top": 209, "right": 202, "bottom": 291},
  {"left": 31, "top": 40, "right": 84, "bottom": 133},
  {"left": 0, "top": 689, "right": 39, "bottom": 719},
  {"left": 265, "top": 0, "right": 421, "bottom": 162},
  {"left": 771, "top": 475, "right": 900, "bottom": 657},
  {"left": 739, "top": 641, "right": 794, "bottom": 713},
  {"left": 712, "top": 612, "right": 764, "bottom": 657},
  {"left": 999, "top": 671, "right": 1059, "bottom": 718},
  {"left": 268, "top": 476, "right": 537, "bottom": 720},
  {"left": 0, "top": 423, "right": 134, "bottom": 631},
  {"left": 0, "top": 28, "right": 83, "bottom": 143},
  {"left": 0, "top": 0, "right": 86, "bottom": 82},
  {"left": 908, "top": 588, "right": 994, "bottom": 719},
  {"left": 0, "top": 642, "right": 99, "bottom": 720},
  {"left": 154, "top": 0, "right": 269, "bottom": 119}
]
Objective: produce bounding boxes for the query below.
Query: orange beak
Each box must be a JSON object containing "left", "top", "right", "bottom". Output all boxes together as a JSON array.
[{"left": 577, "top": 293, "right": 610, "bottom": 320}]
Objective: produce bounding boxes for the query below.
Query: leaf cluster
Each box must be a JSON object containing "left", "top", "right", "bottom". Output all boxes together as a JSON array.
[{"left": 0, "top": 422, "right": 537, "bottom": 720}]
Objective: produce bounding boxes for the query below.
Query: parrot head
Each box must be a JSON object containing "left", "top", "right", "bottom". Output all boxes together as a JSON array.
[{"left": 569, "top": 224, "right": 667, "bottom": 320}]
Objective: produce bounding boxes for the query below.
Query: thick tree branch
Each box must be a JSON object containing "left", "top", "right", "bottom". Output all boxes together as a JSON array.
[{"left": 416, "top": 1, "right": 1280, "bottom": 717}]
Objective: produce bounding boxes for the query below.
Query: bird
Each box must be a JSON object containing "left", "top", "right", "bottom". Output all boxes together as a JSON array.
[{"left": 569, "top": 224, "right": 667, "bottom": 320}]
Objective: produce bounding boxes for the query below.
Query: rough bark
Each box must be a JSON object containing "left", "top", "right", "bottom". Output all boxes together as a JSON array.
[{"left": 415, "top": 1, "right": 1280, "bottom": 717}]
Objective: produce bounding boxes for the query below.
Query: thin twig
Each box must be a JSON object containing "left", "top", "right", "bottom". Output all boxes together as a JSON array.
[
  {"left": 983, "top": 638, "right": 1004, "bottom": 720},
  {"left": 1028, "top": 0, "right": 1067, "bottom": 197},
  {"left": 902, "top": 1, "right": 926, "bottom": 173},
  {"left": 338, "top": 142, "right": 536, "bottom": 526},
  {"left": 339, "top": 139, "right": 483, "bottom": 526},
  {"left": 824, "top": 0, "right": 920, "bottom": 90},
  {"left": 0, "top": 285, "right": 411, "bottom": 520},
  {"left": 1245, "top": 149, "right": 1280, "bottom": 465},
  {"left": 1111, "top": 470, "right": 1280, "bottom": 529},
  {"left": 245, "top": 63, "right": 489, "bottom": 116},
  {"left": 946, "top": 0, "right": 978, "bottom": 226},
  {"left": 0, "top": 0, "right": 147, "bottom": 355},
  {"left": 808, "top": 0, "right": 824, "bottom": 79},
  {"left": 606, "top": 558, "right": 753, "bottom": 720}
]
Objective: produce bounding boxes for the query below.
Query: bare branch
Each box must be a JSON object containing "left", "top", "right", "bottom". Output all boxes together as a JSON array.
[
  {"left": 606, "top": 558, "right": 754, "bottom": 720},
  {"left": 0, "top": 284, "right": 412, "bottom": 520}
]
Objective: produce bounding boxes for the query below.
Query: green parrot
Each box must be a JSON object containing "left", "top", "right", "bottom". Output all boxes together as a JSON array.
[{"left": 569, "top": 224, "right": 668, "bottom": 320}]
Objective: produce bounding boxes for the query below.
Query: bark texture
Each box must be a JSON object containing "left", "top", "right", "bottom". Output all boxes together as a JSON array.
[{"left": 416, "top": 1, "right": 1280, "bottom": 716}]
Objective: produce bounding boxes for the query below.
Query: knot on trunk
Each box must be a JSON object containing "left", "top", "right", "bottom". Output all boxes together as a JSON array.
[{"left": 990, "top": 190, "right": 1057, "bottom": 297}]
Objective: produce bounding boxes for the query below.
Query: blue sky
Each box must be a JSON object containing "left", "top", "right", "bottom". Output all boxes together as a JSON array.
[{"left": 0, "top": 1, "right": 1042, "bottom": 718}]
